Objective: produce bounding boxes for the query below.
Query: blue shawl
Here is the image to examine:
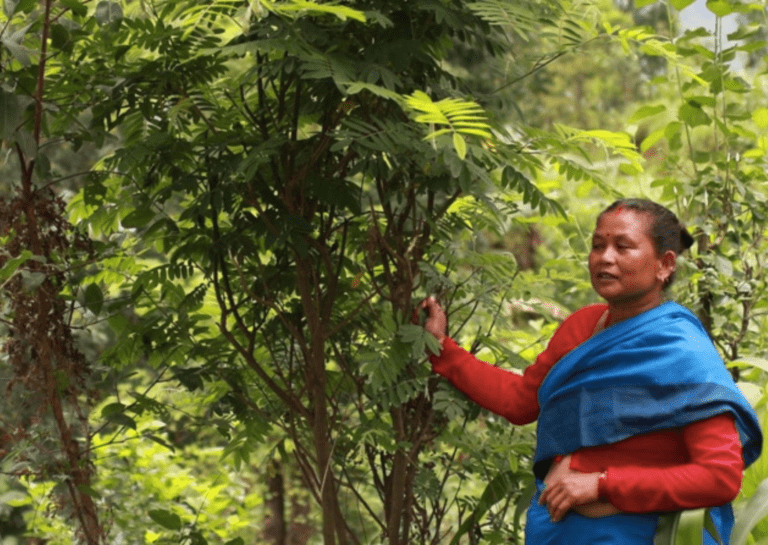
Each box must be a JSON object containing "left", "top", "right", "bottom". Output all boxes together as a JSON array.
[{"left": 529, "top": 302, "right": 762, "bottom": 544}]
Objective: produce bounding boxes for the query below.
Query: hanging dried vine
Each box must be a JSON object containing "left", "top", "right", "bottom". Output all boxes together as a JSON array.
[{"left": 0, "top": 0, "right": 104, "bottom": 541}]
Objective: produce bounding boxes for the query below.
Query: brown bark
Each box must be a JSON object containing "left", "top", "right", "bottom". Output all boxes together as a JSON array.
[
  {"left": 264, "top": 460, "right": 287, "bottom": 545},
  {"left": 0, "top": 0, "right": 104, "bottom": 534}
]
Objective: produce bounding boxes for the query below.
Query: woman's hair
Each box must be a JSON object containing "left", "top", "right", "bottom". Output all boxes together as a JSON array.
[{"left": 599, "top": 198, "right": 694, "bottom": 288}]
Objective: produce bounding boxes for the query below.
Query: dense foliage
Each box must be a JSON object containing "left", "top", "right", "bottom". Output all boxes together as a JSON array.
[{"left": 0, "top": 0, "right": 767, "bottom": 544}]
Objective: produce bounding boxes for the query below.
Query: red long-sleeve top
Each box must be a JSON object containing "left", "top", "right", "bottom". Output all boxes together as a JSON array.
[{"left": 430, "top": 304, "right": 744, "bottom": 512}]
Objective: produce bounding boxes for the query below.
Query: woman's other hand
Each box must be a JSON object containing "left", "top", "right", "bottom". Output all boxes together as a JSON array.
[
  {"left": 539, "top": 455, "right": 617, "bottom": 522},
  {"left": 419, "top": 296, "right": 447, "bottom": 345}
]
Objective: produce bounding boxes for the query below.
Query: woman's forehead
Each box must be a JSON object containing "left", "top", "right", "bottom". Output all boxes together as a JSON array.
[{"left": 594, "top": 209, "right": 651, "bottom": 237}]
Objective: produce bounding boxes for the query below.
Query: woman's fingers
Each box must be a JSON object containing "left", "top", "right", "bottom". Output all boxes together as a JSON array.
[
  {"left": 420, "top": 297, "right": 447, "bottom": 342},
  {"left": 540, "top": 456, "right": 602, "bottom": 522}
]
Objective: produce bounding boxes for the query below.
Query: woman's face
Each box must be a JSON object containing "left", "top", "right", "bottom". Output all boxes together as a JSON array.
[{"left": 589, "top": 209, "right": 672, "bottom": 309}]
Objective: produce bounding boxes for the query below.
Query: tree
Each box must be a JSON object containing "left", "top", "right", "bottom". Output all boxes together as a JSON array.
[
  {"left": 3, "top": 0, "right": 607, "bottom": 543},
  {"left": 5, "top": 0, "right": 768, "bottom": 543}
]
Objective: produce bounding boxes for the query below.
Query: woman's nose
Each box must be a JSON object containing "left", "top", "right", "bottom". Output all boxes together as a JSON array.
[{"left": 595, "top": 246, "right": 616, "bottom": 263}]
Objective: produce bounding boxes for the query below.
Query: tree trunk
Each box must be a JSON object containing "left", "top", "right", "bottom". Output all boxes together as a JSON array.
[{"left": 264, "top": 460, "right": 287, "bottom": 545}]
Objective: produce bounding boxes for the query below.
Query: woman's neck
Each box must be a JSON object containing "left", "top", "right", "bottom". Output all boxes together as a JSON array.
[{"left": 607, "top": 295, "right": 666, "bottom": 325}]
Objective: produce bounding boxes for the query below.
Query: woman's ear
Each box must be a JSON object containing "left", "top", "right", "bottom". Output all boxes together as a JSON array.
[{"left": 657, "top": 250, "right": 677, "bottom": 284}]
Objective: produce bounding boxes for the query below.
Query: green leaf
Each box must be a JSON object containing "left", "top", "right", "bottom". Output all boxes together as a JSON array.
[
  {"left": 752, "top": 108, "right": 768, "bottom": 129},
  {"left": 100, "top": 402, "right": 126, "bottom": 418},
  {"left": 714, "top": 255, "right": 733, "bottom": 276},
  {"left": 0, "top": 490, "right": 29, "bottom": 507},
  {"left": 706, "top": 0, "right": 734, "bottom": 16},
  {"left": 76, "top": 484, "right": 102, "bottom": 499},
  {"left": 20, "top": 270, "right": 46, "bottom": 291},
  {"left": 678, "top": 102, "right": 711, "bottom": 127},
  {"left": 670, "top": 0, "right": 696, "bottom": 8},
  {"left": 145, "top": 433, "right": 176, "bottom": 452},
  {"left": 453, "top": 133, "right": 467, "bottom": 159},
  {"left": 640, "top": 127, "right": 666, "bottom": 153},
  {"left": 0, "top": 249, "right": 33, "bottom": 283},
  {"left": 59, "top": 0, "right": 88, "bottom": 16},
  {"left": 261, "top": 0, "right": 366, "bottom": 22},
  {"left": 84, "top": 283, "right": 104, "bottom": 315},
  {"left": 654, "top": 512, "right": 679, "bottom": 545},
  {"left": 628, "top": 104, "right": 666, "bottom": 123},
  {"left": 121, "top": 208, "right": 154, "bottom": 228},
  {"left": 148, "top": 509, "right": 182, "bottom": 531},
  {"left": 729, "top": 357, "right": 768, "bottom": 374},
  {"left": 0, "top": 91, "right": 23, "bottom": 140},
  {"left": 107, "top": 413, "right": 137, "bottom": 430},
  {"left": 94, "top": 1, "right": 123, "bottom": 25},
  {"left": 634, "top": 0, "right": 657, "bottom": 7},
  {"left": 732, "top": 479, "right": 768, "bottom": 545},
  {"left": 449, "top": 471, "right": 518, "bottom": 545},
  {"left": 2, "top": 33, "right": 32, "bottom": 66}
]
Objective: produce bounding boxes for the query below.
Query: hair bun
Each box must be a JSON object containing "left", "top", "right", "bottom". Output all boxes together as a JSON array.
[{"left": 680, "top": 225, "right": 694, "bottom": 251}]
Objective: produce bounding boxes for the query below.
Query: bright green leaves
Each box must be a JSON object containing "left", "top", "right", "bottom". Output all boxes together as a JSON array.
[
  {"left": 566, "top": 128, "right": 644, "bottom": 175},
  {"left": 258, "top": 0, "right": 366, "bottom": 22},
  {"left": 670, "top": 0, "right": 697, "bottom": 9},
  {"left": 628, "top": 104, "right": 667, "bottom": 124},
  {"left": 752, "top": 108, "right": 768, "bottom": 129},
  {"left": 705, "top": 0, "right": 734, "bottom": 17},
  {"left": 405, "top": 90, "right": 492, "bottom": 159},
  {"left": 452, "top": 133, "right": 467, "bottom": 160}
]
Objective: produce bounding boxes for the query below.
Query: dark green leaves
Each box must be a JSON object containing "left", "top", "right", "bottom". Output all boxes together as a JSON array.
[
  {"left": 149, "top": 509, "right": 182, "bottom": 531},
  {"left": 84, "top": 283, "right": 104, "bottom": 315},
  {"left": 121, "top": 208, "right": 155, "bottom": 229},
  {"left": 679, "top": 100, "right": 711, "bottom": 127},
  {"left": 0, "top": 91, "right": 23, "bottom": 140}
]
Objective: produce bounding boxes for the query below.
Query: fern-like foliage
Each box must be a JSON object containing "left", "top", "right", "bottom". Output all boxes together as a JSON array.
[
  {"left": 257, "top": 0, "right": 367, "bottom": 22},
  {"left": 467, "top": 0, "right": 563, "bottom": 41},
  {"left": 405, "top": 90, "right": 492, "bottom": 158}
]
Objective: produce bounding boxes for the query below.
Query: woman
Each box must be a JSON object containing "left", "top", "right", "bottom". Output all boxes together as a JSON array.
[{"left": 421, "top": 199, "right": 762, "bottom": 544}]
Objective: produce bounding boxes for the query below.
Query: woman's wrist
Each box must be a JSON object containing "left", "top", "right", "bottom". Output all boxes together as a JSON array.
[{"left": 597, "top": 470, "right": 609, "bottom": 502}]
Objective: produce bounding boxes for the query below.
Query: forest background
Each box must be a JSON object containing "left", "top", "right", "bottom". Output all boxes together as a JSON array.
[{"left": 1, "top": 0, "right": 768, "bottom": 544}]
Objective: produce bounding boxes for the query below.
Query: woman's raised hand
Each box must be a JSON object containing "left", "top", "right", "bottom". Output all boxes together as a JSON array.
[{"left": 419, "top": 296, "right": 447, "bottom": 344}]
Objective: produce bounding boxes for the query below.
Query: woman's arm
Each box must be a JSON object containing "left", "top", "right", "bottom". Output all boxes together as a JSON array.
[
  {"left": 540, "top": 413, "right": 744, "bottom": 520},
  {"left": 430, "top": 337, "right": 546, "bottom": 425},
  {"left": 539, "top": 414, "right": 743, "bottom": 520},
  {"left": 422, "top": 296, "right": 547, "bottom": 424},
  {"left": 423, "top": 299, "right": 609, "bottom": 425},
  {"left": 601, "top": 413, "right": 744, "bottom": 512}
]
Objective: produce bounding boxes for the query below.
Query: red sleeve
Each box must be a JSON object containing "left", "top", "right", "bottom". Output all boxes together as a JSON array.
[
  {"left": 601, "top": 414, "right": 744, "bottom": 512},
  {"left": 429, "top": 304, "right": 608, "bottom": 425}
]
